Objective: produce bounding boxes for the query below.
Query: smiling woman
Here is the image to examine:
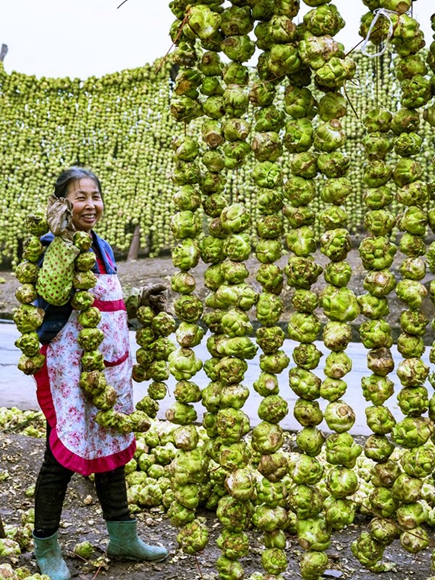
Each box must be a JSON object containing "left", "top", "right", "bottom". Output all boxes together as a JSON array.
[{"left": 54, "top": 168, "right": 105, "bottom": 234}]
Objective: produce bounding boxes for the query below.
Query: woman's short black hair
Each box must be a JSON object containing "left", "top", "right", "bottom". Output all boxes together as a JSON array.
[{"left": 54, "top": 167, "right": 102, "bottom": 199}]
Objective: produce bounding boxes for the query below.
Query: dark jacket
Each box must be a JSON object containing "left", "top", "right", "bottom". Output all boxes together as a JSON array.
[{"left": 36, "top": 231, "right": 117, "bottom": 344}]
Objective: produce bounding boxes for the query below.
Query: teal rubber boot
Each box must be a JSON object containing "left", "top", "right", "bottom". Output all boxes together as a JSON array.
[
  {"left": 106, "top": 519, "right": 168, "bottom": 562},
  {"left": 33, "top": 531, "right": 71, "bottom": 580}
]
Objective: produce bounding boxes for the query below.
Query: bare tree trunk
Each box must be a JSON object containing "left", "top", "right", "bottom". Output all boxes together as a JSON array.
[
  {"left": 0, "top": 514, "right": 6, "bottom": 538},
  {"left": 0, "top": 44, "right": 8, "bottom": 62},
  {"left": 127, "top": 224, "right": 141, "bottom": 262}
]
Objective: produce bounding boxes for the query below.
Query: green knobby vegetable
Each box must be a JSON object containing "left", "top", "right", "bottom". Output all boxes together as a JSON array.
[
  {"left": 362, "top": 374, "right": 394, "bottom": 406},
  {"left": 172, "top": 239, "right": 201, "bottom": 271},
  {"left": 283, "top": 117, "right": 314, "bottom": 153},
  {"left": 285, "top": 226, "right": 316, "bottom": 257},
  {"left": 363, "top": 186, "right": 394, "bottom": 209},
  {"left": 359, "top": 319, "right": 393, "bottom": 348},
  {"left": 216, "top": 496, "right": 250, "bottom": 533},
  {"left": 323, "top": 321, "right": 352, "bottom": 352},
  {"left": 324, "top": 260, "right": 352, "bottom": 288},
  {"left": 320, "top": 228, "right": 351, "bottom": 262},
  {"left": 364, "top": 433, "right": 394, "bottom": 463},
  {"left": 17, "top": 352, "right": 45, "bottom": 375},
  {"left": 321, "top": 377, "right": 348, "bottom": 402},
  {"left": 259, "top": 350, "right": 290, "bottom": 374},
  {"left": 289, "top": 367, "right": 322, "bottom": 402},
  {"left": 326, "top": 466, "right": 359, "bottom": 499},
  {"left": 392, "top": 417, "right": 433, "bottom": 449},
  {"left": 359, "top": 236, "right": 397, "bottom": 270},
  {"left": 366, "top": 405, "right": 396, "bottom": 435},
  {"left": 324, "top": 351, "right": 352, "bottom": 379},
  {"left": 15, "top": 283, "right": 37, "bottom": 304},
  {"left": 296, "top": 426, "right": 325, "bottom": 457},
  {"left": 319, "top": 206, "right": 348, "bottom": 230},
  {"left": 257, "top": 450, "right": 288, "bottom": 482},
  {"left": 292, "top": 343, "right": 323, "bottom": 371},
  {"left": 287, "top": 312, "right": 321, "bottom": 343},
  {"left": 252, "top": 504, "right": 288, "bottom": 533},
  {"left": 289, "top": 484, "right": 324, "bottom": 519},
  {"left": 258, "top": 395, "right": 289, "bottom": 424},
  {"left": 363, "top": 159, "right": 392, "bottom": 188},
  {"left": 256, "top": 325, "right": 285, "bottom": 354},
  {"left": 281, "top": 203, "right": 308, "bottom": 234},
  {"left": 314, "top": 119, "right": 346, "bottom": 152},
  {"left": 177, "top": 518, "right": 209, "bottom": 555},
  {"left": 291, "top": 289, "right": 319, "bottom": 313},
  {"left": 257, "top": 189, "right": 283, "bottom": 215},
  {"left": 283, "top": 176, "right": 316, "bottom": 206},
  {"left": 290, "top": 151, "right": 318, "bottom": 179},
  {"left": 256, "top": 239, "right": 283, "bottom": 264},
  {"left": 251, "top": 421, "right": 284, "bottom": 455},
  {"left": 199, "top": 236, "right": 225, "bottom": 264},
  {"left": 15, "top": 261, "right": 39, "bottom": 285},
  {"left": 15, "top": 331, "right": 41, "bottom": 357},
  {"left": 77, "top": 328, "right": 104, "bottom": 352},
  {"left": 256, "top": 214, "right": 284, "bottom": 239},
  {"left": 326, "top": 432, "right": 362, "bottom": 468},
  {"left": 324, "top": 401, "right": 356, "bottom": 433},
  {"left": 357, "top": 294, "right": 389, "bottom": 320},
  {"left": 397, "top": 386, "right": 429, "bottom": 417},
  {"left": 13, "top": 304, "right": 45, "bottom": 334},
  {"left": 288, "top": 452, "right": 323, "bottom": 486},
  {"left": 293, "top": 398, "right": 323, "bottom": 427},
  {"left": 303, "top": 3, "right": 345, "bottom": 36},
  {"left": 364, "top": 209, "right": 395, "bottom": 236},
  {"left": 168, "top": 347, "right": 203, "bottom": 381},
  {"left": 363, "top": 269, "right": 396, "bottom": 297},
  {"left": 320, "top": 285, "right": 360, "bottom": 322},
  {"left": 325, "top": 498, "right": 357, "bottom": 531},
  {"left": 256, "top": 263, "right": 284, "bottom": 295},
  {"left": 78, "top": 306, "right": 101, "bottom": 328},
  {"left": 393, "top": 157, "right": 423, "bottom": 188},
  {"left": 174, "top": 295, "right": 203, "bottom": 323},
  {"left": 284, "top": 85, "right": 317, "bottom": 118},
  {"left": 186, "top": 5, "right": 221, "bottom": 41},
  {"left": 296, "top": 515, "right": 331, "bottom": 552},
  {"left": 252, "top": 131, "right": 283, "bottom": 162},
  {"left": 351, "top": 532, "right": 385, "bottom": 569},
  {"left": 363, "top": 131, "right": 393, "bottom": 160}
]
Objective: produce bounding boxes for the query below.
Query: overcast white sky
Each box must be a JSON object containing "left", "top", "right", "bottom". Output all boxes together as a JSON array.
[{"left": 0, "top": 0, "right": 433, "bottom": 79}]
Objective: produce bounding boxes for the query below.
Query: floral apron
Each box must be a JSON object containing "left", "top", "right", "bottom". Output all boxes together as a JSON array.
[{"left": 34, "top": 273, "right": 136, "bottom": 476}]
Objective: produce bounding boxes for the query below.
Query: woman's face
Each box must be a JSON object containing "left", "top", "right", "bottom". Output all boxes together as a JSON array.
[{"left": 65, "top": 177, "right": 104, "bottom": 233}]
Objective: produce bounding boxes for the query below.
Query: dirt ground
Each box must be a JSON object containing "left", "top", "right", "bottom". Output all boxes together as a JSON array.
[{"left": 1, "top": 250, "right": 435, "bottom": 578}]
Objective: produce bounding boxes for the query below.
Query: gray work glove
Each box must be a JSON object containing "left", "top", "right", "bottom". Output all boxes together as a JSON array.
[
  {"left": 47, "top": 195, "right": 76, "bottom": 243},
  {"left": 139, "top": 283, "right": 168, "bottom": 314}
]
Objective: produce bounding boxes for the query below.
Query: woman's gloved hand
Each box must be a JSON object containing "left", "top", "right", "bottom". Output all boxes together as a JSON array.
[
  {"left": 47, "top": 195, "right": 76, "bottom": 242},
  {"left": 139, "top": 283, "right": 168, "bottom": 314}
]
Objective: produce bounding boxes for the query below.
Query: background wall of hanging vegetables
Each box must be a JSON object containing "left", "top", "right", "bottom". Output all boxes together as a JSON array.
[{"left": 3, "top": 1, "right": 435, "bottom": 579}]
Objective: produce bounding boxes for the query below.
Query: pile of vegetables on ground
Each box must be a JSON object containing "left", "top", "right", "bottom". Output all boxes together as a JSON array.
[{"left": 4, "top": 0, "right": 435, "bottom": 579}]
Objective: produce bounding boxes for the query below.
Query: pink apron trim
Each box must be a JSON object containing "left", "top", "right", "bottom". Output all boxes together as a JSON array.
[
  {"left": 34, "top": 344, "right": 56, "bottom": 429},
  {"left": 104, "top": 351, "right": 129, "bottom": 368},
  {"left": 93, "top": 299, "right": 126, "bottom": 312},
  {"left": 49, "top": 431, "right": 136, "bottom": 477}
]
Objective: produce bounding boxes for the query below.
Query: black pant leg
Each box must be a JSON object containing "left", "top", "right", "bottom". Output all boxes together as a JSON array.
[
  {"left": 94, "top": 466, "right": 130, "bottom": 521},
  {"left": 34, "top": 428, "right": 74, "bottom": 535}
]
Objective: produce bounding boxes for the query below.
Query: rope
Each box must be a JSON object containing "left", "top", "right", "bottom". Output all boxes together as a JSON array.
[{"left": 360, "top": 8, "right": 397, "bottom": 58}]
